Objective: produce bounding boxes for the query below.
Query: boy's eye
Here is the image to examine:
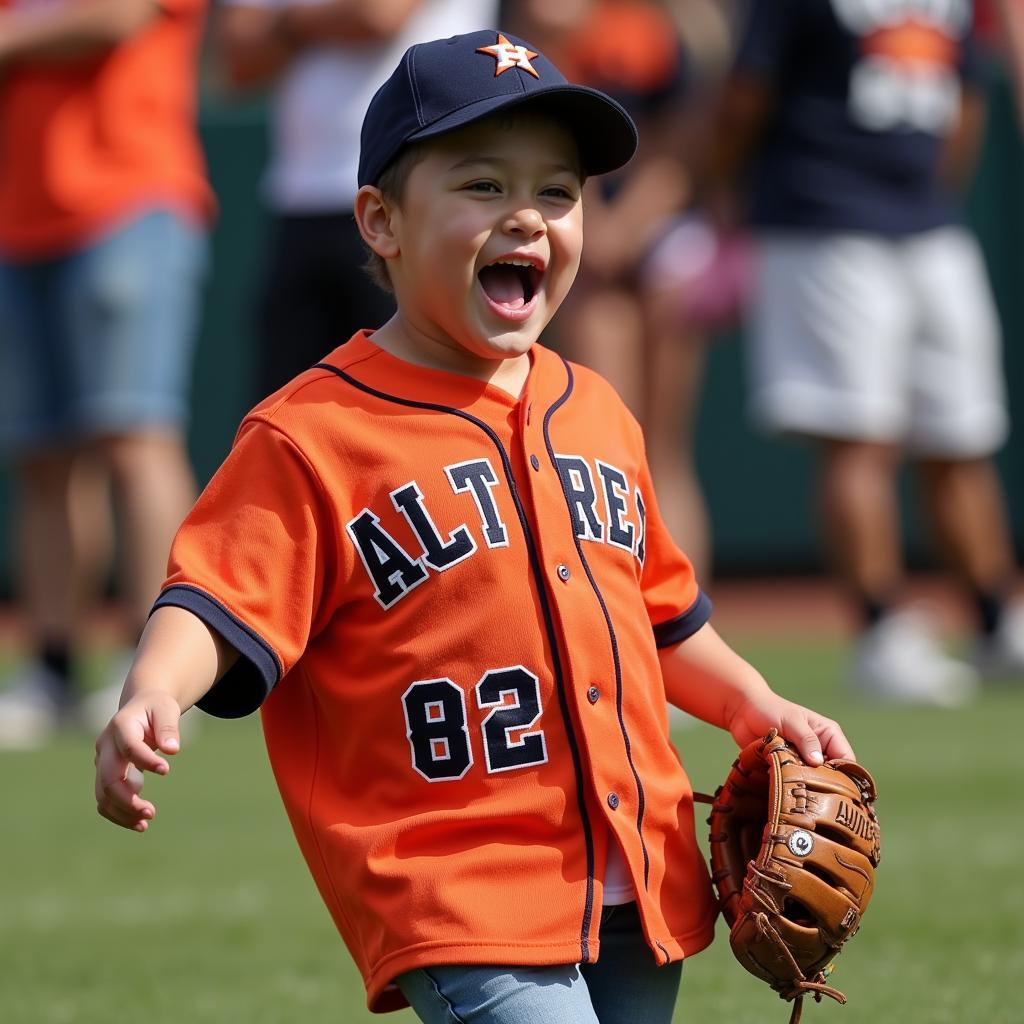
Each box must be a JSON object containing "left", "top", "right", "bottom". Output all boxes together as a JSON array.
[
  {"left": 541, "top": 185, "right": 577, "bottom": 200},
  {"left": 465, "top": 180, "right": 501, "bottom": 193}
]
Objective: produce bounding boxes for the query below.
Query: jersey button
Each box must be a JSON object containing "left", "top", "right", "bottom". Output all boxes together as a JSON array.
[
  {"left": 587, "top": 686, "right": 600, "bottom": 704},
  {"left": 607, "top": 792, "right": 620, "bottom": 810},
  {"left": 530, "top": 454, "right": 541, "bottom": 471},
  {"left": 557, "top": 564, "right": 571, "bottom": 582}
]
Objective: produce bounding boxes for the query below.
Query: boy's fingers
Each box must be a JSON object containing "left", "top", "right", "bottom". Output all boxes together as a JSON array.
[
  {"left": 95, "top": 729, "right": 156, "bottom": 799},
  {"left": 97, "top": 795, "right": 154, "bottom": 831},
  {"left": 93, "top": 699, "right": 184, "bottom": 831},
  {"left": 817, "top": 720, "right": 856, "bottom": 762},
  {"left": 95, "top": 761, "right": 156, "bottom": 830},
  {"left": 138, "top": 693, "right": 183, "bottom": 758},
  {"left": 791, "top": 714, "right": 855, "bottom": 763},
  {"left": 151, "top": 713, "right": 181, "bottom": 757},
  {"left": 782, "top": 713, "right": 825, "bottom": 765},
  {"left": 99, "top": 791, "right": 154, "bottom": 826},
  {"left": 120, "top": 736, "right": 170, "bottom": 775},
  {"left": 799, "top": 734, "right": 824, "bottom": 765}
]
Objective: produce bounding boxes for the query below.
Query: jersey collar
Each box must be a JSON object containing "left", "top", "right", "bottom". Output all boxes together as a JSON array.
[{"left": 319, "top": 331, "right": 568, "bottom": 418}]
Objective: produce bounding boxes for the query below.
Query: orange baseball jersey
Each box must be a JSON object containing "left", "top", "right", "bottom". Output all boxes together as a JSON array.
[
  {"left": 0, "top": 0, "right": 214, "bottom": 259},
  {"left": 157, "top": 331, "right": 719, "bottom": 1011}
]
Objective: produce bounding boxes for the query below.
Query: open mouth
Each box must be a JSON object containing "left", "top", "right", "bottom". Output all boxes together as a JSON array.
[{"left": 477, "top": 257, "right": 544, "bottom": 317}]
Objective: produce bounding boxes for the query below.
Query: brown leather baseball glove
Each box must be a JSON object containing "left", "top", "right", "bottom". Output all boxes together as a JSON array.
[{"left": 701, "top": 730, "right": 881, "bottom": 1024}]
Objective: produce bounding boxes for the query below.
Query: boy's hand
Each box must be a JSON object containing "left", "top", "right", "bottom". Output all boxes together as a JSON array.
[
  {"left": 725, "top": 694, "right": 855, "bottom": 765},
  {"left": 94, "top": 691, "right": 183, "bottom": 832}
]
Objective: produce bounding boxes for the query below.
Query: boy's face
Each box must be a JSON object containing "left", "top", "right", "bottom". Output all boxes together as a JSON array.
[{"left": 385, "top": 115, "right": 584, "bottom": 371}]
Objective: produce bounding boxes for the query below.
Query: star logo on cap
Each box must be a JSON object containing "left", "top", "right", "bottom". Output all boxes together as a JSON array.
[{"left": 476, "top": 33, "right": 540, "bottom": 79}]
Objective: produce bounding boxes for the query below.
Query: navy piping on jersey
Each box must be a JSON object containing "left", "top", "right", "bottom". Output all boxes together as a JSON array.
[
  {"left": 544, "top": 357, "right": 655, "bottom": 889},
  {"left": 153, "top": 584, "right": 281, "bottom": 719},
  {"left": 313, "top": 360, "right": 597, "bottom": 963}
]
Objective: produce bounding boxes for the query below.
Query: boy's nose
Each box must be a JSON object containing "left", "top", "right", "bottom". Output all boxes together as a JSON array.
[{"left": 503, "top": 206, "right": 545, "bottom": 238}]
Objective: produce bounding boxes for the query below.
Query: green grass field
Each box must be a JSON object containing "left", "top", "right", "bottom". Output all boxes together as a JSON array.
[{"left": 1, "top": 636, "right": 1021, "bottom": 1024}]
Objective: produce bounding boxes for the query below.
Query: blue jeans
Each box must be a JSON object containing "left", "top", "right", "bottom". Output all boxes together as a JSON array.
[
  {"left": 396, "top": 903, "right": 683, "bottom": 1024},
  {"left": 0, "top": 208, "right": 208, "bottom": 452}
]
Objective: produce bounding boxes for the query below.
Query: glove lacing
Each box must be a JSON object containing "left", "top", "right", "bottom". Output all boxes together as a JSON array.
[{"left": 745, "top": 863, "right": 847, "bottom": 1024}]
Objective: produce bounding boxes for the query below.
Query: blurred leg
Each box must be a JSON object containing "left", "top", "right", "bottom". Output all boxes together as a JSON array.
[
  {"left": 15, "top": 449, "right": 79, "bottom": 659},
  {"left": 15, "top": 448, "right": 113, "bottom": 663},
  {"left": 68, "top": 451, "right": 117, "bottom": 623},
  {"left": 818, "top": 438, "right": 978, "bottom": 703},
  {"left": 98, "top": 429, "right": 196, "bottom": 632},
  {"left": 902, "top": 227, "right": 1021, "bottom": 671},
  {"left": 917, "top": 458, "right": 1024, "bottom": 677},
  {"left": 0, "top": 446, "right": 103, "bottom": 744},
  {"left": 642, "top": 297, "right": 711, "bottom": 580},
  {"left": 817, "top": 439, "right": 904, "bottom": 608},
  {"left": 557, "top": 285, "right": 646, "bottom": 416},
  {"left": 918, "top": 457, "right": 1015, "bottom": 595}
]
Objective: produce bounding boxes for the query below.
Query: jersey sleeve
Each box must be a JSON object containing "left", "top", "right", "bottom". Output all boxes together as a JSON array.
[
  {"left": 153, "top": 417, "right": 338, "bottom": 718},
  {"left": 635, "top": 449, "right": 712, "bottom": 647}
]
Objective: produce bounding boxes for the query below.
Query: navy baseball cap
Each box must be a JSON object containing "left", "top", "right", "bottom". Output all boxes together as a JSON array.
[{"left": 357, "top": 29, "right": 638, "bottom": 188}]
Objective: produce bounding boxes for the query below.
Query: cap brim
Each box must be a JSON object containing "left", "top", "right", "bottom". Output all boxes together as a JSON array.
[{"left": 407, "top": 84, "right": 638, "bottom": 178}]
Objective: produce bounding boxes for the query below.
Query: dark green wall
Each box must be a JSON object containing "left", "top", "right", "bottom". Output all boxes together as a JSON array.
[
  {"left": 187, "top": 100, "right": 270, "bottom": 482},
  {"left": 1, "top": 76, "right": 1022, "bottom": 591}
]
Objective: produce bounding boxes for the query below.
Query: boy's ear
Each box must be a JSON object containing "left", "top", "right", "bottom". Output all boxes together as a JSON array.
[{"left": 354, "top": 185, "right": 400, "bottom": 260}]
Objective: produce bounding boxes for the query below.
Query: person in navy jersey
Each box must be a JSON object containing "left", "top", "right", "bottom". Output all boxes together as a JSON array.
[
  {"left": 740, "top": 0, "right": 980, "bottom": 232},
  {"left": 713, "top": 0, "right": 1024, "bottom": 703}
]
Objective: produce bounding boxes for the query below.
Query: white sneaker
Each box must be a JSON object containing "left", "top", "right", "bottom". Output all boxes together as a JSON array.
[
  {"left": 973, "top": 600, "right": 1024, "bottom": 679},
  {"left": 852, "top": 607, "right": 979, "bottom": 707},
  {"left": 0, "top": 663, "right": 71, "bottom": 750}
]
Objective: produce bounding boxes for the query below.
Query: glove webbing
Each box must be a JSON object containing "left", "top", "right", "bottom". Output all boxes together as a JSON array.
[{"left": 745, "top": 864, "right": 847, "bottom": 1024}]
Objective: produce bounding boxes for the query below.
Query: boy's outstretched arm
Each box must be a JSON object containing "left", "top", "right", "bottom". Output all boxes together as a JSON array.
[
  {"left": 660, "top": 622, "right": 855, "bottom": 764},
  {"left": 94, "top": 605, "right": 239, "bottom": 832}
]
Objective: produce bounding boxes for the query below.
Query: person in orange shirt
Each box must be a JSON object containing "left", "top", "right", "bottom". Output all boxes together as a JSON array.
[
  {"left": 0, "top": 0, "right": 214, "bottom": 747},
  {"left": 94, "top": 30, "right": 853, "bottom": 1023}
]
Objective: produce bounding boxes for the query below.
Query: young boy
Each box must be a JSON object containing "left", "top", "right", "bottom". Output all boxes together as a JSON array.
[{"left": 94, "top": 29, "right": 854, "bottom": 1024}]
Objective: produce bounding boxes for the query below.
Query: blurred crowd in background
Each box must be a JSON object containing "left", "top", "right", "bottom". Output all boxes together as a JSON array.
[{"left": 0, "top": 0, "right": 1022, "bottom": 749}]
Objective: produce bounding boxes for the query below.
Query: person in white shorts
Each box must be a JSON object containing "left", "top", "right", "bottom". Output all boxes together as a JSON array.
[{"left": 712, "top": 0, "right": 1024, "bottom": 705}]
